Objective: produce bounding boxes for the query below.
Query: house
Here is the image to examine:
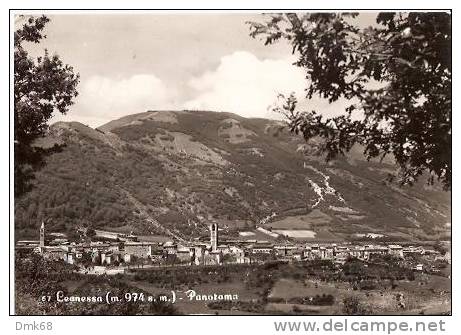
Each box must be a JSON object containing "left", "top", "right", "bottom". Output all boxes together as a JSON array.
[
  {"left": 191, "top": 245, "right": 206, "bottom": 265},
  {"left": 150, "top": 249, "right": 164, "bottom": 262},
  {"left": 324, "top": 245, "right": 335, "bottom": 259},
  {"left": 49, "top": 238, "right": 69, "bottom": 245},
  {"left": 163, "top": 241, "right": 177, "bottom": 255},
  {"left": 306, "top": 244, "right": 321, "bottom": 259},
  {"left": 16, "top": 240, "right": 40, "bottom": 250},
  {"left": 414, "top": 263, "right": 424, "bottom": 271},
  {"left": 274, "top": 245, "right": 297, "bottom": 257},
  {"left": 422, "top": 248, "right": 439, "bottom": 256},
  {"left": 125, "top": 232, "right": 138, "bottom": 242},
  {"left": 403, "top": 246, "right": 424, "bottom": 256},
  {"left": 176, "top": 246, "right": 193, "bottom": 263},
  {"left": 107, "top": 243, "right": 121, "bottom": 253},
  {"left": 75, "top": 250, "right": 83, "bottom": 259},
  {"left": 251, "top": 244, "right": 274, "bottom": 254},
  {"left": 217, "top": 244, "right": 232, "bottom": 254},
  {"left": 124, "top": 242, "right": 153, "bottom": 258},
  {"left": 101, "top": 252, "right": 120, "bottom": 265},
  {"left": 292, "top": 251, "right": 303, "bottom": 261},
  {"left": 233, "top": 247, "right": 250, "bottom": 264},
  {"left": 91, "top": 249, "right": 101, "bottom": 263},
  {"left": 389, "top": 245, "right": 404, "bottom": 258},
  {"left": 349, "top": 246, "right": 363, "bottom": 259},
  {"left": 40, "top": 246, "right": 67, "bottom": 261},
  {"left": 362, "top": 245, "right": 389, "bottom": 259},
  {"left": 63, "top": 252, "right": 75, "bottom": 264},
  {"left": 124, "top": 253, "right": 132, "bottom": 263},
  {"left": 334, "top": 246, "right": 351, "bottom": 262},
  {"left": 203, "top": 250, "right": 222, "bottom": 265}
]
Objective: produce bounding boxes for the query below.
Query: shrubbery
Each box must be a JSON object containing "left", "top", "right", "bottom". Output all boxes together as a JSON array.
[{"left": 15, "top": 252, "right": 179, "bottom": 315}]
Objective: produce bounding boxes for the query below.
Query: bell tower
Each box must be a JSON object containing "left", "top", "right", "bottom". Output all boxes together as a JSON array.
[
  {"left": 40, "top": 221, "right": 45, "bottom": 248},
  {"left": 210, "top": 223, "right": 218, "bottom": 252}
]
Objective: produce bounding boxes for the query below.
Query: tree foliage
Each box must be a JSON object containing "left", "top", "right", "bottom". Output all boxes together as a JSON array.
[
  {"left": 14, "top": 15, "right": 79, "bottom": 197},
  {"left": 249, "top": 12, "right": 451, "bottom": 189},
  {"left": 343, "top": 296, "right": 371, "bottom": 315},
  {"left": 15, "top": 252, "right": 179, "bottom": 315}
]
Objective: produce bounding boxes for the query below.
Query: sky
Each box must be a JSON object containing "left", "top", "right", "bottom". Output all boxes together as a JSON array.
[{"left": 22, "top": 13, "right": 378, "bottom": 128}]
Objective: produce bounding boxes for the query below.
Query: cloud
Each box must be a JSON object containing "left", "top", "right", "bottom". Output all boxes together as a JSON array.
[
  {"left": 183, "top": 51, "right": 306, "bottom": 119},
  {"left": 49, "top": 52, "right": 347, "bottom": 128},
  {"left": 51, "top": 55, "right": 352, "bottom": 127},
  {"left": 68, "top": 74, "right": 173, "bottom": 126}
]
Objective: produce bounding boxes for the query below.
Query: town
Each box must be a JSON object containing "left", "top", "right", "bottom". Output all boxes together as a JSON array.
[{"left": 16, "top": 222, "right": 450, "bottom": 276}]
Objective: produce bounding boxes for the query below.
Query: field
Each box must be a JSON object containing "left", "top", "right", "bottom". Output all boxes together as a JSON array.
[
  {"left": 236, "top": 229, "right": 278, "bottom": 241},
  {"left": 264, "top": 211, "right": 345, "bottom": 241},
  {"left": 137, "top": 235, "right": 172, "bottom": 243},
  {"left": 273, "top": 230, "right": 317, "bottom": 238},
  {"left": 267, "top": 210, "right": 332, "bottom": 229},
  {"left": 266, "top": 273, "right": 451, "bottom": 315},
  {"left": 268, "top": 278, "right": 357, "bottom": 314}
]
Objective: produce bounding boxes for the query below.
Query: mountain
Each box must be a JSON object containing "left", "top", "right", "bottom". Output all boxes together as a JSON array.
[{"left": 15, "top": 110, "right": 451, "bottom": 242}]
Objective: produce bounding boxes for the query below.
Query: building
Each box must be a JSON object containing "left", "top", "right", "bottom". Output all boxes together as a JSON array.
[
  {"left": 24, "top": 217, "right": 445, "bottom": 272},
  {"left": 40, "top": 246, "right": 67, "bottom": 261},
  {"left": 389, "top": 245, "right": 404, "bottom": 258},
  {"left": 203, "top": 250, "right": 222, "bottom": 265},
  {"left": 403, "top": 245, "right": 424, "bottom": 256},
  {"left": 176, "top": 250, "right": 192, "bottom": 263},
  {"left": 192, "top": 245, "right": 206, "bottom": 265},
  {"left": 40, "top": 221, "right": 45, "bottom": 248},
  {"left": 163, "top": 241, "right": 177, "bottom": 255},
  {"left": 124, "top": 242, "right": 152, "bottom": 258},
  {"left": 306, "top": 244, "right": 320, "bottom": 259},
  {"left": 101, "top": 252, "right": 120, "bottom": 265},
  {"left": 334, "top": 246, "right": 351, "bottom": 262},
  {"left": 251, "top": 243, "right": 274, "bottom": 254},
  {"left": 16, "top": 240, "right": 40, "bottom": 250},
  {"left": 123, "top": 253, "right": 132, "bottom": 263},
  {"left": 210, "top": 223, "right": 218, "bottom": 252},
  {"left": 274, "top": 245, "right": 297, "bottom": 257},
  {"left": 63, "top": 252, "right": 75, "bottom": 265}
]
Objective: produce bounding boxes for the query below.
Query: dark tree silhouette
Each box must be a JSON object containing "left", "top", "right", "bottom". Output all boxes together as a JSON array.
[
  {"left": 249, "top": 12, "right": 451, "bottom": 189},
  {"left": 14, "top": 15, "right": 79, "bottom": 197}
]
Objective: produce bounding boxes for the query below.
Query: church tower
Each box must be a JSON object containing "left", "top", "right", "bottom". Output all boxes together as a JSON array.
[
  {"left": 40, "top": 221, "right": 45, "bottom": 248},
  {"left": 210, "top": 223, "right": 218, "bottom": 252}
]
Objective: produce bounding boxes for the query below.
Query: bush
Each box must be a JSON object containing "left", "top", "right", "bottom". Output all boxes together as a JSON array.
[
  {"left": 359, "top": 280, "right": 377, "bottom": 290},
  {"left": 343, "top": 296, "right": 371, "bottom": 315}
]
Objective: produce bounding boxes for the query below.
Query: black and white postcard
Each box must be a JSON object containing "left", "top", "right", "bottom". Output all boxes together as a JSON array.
[{"left": 7, "top": 5, "right": 453, "bottom": 330}]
